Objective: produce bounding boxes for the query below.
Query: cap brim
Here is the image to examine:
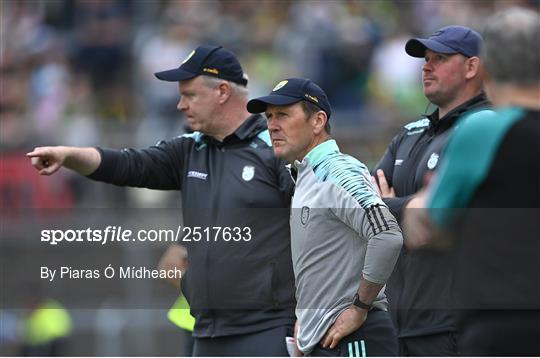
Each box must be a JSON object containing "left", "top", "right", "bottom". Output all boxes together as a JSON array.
[
  {"left": 247, "top": 95, "right": 301, "bottom": 113},
  {"left": 154, "top": 67, "right": 198, "bottom": 82},
  {"left": 405, "top": 38, "right": 458, "bottom": 57}
]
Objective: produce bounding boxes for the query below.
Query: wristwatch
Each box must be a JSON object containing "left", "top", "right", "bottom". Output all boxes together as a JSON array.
[{"left": 352, "top": 293, "right": 371, "bottom": 310}]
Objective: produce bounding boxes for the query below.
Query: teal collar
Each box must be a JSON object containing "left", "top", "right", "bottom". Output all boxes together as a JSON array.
[{"left": 304, "top": 139, "right": 339, "bottom": 168}]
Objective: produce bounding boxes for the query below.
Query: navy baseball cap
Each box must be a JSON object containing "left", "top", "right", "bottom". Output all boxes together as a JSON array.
[
  {"left": 155, "top": 45, "right": 248, "bottom": 86},
  {"left": 405, "top": 25, "right": 483, "bottom": 58},
  {"left": 247, "top": 78, "right": 332, "bottom": 119}
]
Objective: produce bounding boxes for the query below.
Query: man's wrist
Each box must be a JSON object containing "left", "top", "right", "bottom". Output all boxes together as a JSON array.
[{"left": 352, "top": 293, "right": 372, "bottom": 310}]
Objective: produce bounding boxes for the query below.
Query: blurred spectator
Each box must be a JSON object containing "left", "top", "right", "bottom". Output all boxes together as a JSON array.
[
  {"left": 369, "top": 34, "right": 425, "bottom": 119},
  {"left": 134, "top": 20, "right": 195, "bottom": 144},
  {"left": 70, "top": 0, "right": 133, "bottom": 121},
  {"left": 21, "top": 298, "right": 72, "bottom": 356}
]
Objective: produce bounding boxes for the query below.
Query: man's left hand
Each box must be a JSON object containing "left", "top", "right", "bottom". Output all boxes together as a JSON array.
[{"left": 321, "top": 307, "right": 367, "bottom": 349}]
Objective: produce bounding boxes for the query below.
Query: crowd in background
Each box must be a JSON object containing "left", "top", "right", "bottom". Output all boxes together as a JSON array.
[{"left": 3, "top": 0, "right": 536, "bottom": 209}]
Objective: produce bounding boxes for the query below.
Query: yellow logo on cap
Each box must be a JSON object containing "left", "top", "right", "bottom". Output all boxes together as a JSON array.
[
  {"left": 305, "top": 94, "right": 319, "bottom": 103},
  {"left": 182, "top": 50, "right": 195, "bottom": 64},
  {"left": 203, "top": 68, "right": 219, "bottom": 75},
  {"left": 272, "top": 80, "right": 288, "bottom": 92}
]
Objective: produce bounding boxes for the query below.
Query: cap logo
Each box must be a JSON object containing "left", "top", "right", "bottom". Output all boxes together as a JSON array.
[
  {"left": 182, "top": 50, "right": 195, "bottom": 64},
  {"left": 203, "top": 68, "right": 219, "bottom": 75},
  {"left": 431, "top": 30, "right": 443, "bottom": 37},
  {"left": 304, "top": 94, "right": 319, "bottom": 103},
  {"left": 272, "top": 80, "right": 288, "bottom": 91}
]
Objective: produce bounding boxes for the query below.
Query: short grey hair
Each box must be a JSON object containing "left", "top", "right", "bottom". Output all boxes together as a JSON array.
[
  {"left": 200, "top": 75, "right": 249, "bottom": 99},
  {"left": 300, "top": 100, "right": 331, "bottom": 134},
  {"left": 483, "top": 7, "right": 540, "bottom": 85}
]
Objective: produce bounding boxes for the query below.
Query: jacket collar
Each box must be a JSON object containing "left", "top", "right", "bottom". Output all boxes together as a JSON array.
[
  {"left": 427, "top": 92, "right": 491, "bottom": 133},
  {"left": 202, "top": 114, "right": 267, "bottom": 145},
  {"left": 296, "top": 139, "right": 339, "bottom": 169},
  {"left": 232, "top": 114, "right": 267, "bottom": 141}
]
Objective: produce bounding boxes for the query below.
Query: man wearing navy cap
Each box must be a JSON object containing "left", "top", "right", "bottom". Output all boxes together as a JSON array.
[
  {"left": 372, "top": 26, "right": 491, "bottom": 355},
  {"left": 248, "top": 78, "right": 403, "bottom": 356},
  {"left": 28, "top": 45, "right": 297, "bottom": 356},
  {"left": 404, "top": 8, "right": 540, "bottom": 356}
]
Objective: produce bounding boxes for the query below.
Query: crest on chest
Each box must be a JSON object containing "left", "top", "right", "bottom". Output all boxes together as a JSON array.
[
  {"left": 301, "top": 206, "right": 310, "bottom": 225},
  {"left": 427, "top": 153, "right": 439, "bottom": 170},
  {"left": 241, "top": 165, "right": 255, "bottom": 181}
]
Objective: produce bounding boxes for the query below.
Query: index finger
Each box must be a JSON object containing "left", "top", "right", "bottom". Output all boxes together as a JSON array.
[
  {"left": 26, "top": 148, "right": 45, "bottom": 157},
  {"left": 376, "top": 169, "right": 391, "bottom": 193}
]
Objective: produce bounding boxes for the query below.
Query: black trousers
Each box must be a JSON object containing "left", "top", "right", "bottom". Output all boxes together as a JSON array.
[
  {"left": 459, "top": 310, "right": 540, "bottom": 356},
  {"left": 399, "top": 332, "right": 458, "bottom": 356},
  {"left": 308, "top": 310, "right": 398, "bottom": 357},
  {"left": 179, "top": 329, "right": 194, "bottom": 356},
  {"left": 192, "top": 324, "right": 293, "bottom": 357}
]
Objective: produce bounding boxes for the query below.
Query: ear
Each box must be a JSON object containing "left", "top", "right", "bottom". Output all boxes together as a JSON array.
[
  {"left": 216, "top": 81, "right": 232, "bottom": 104},
  {"left": 312, "top": 111, "right": 328, "bottom": 135},
  {"left": 464, "top": 56, "right": 481, "bottom": 80}
]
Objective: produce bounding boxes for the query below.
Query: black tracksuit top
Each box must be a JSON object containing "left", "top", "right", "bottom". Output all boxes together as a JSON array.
[
  {"left": 373, "top": 93, "right": 491, "bottom": 338},
  {"left": 89, "top": 114, "right": 296, "bottom": 337}
]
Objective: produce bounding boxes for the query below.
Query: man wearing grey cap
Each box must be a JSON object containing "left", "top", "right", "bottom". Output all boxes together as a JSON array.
[
  {"left": 28, "top": 45, "right": 297, "bottom": 356},
  {"left": 372, "top": 26, "right": 491, "bottom": 355},
  {"left": 248, "top": 78, "right": 403, "bottom": 356}
]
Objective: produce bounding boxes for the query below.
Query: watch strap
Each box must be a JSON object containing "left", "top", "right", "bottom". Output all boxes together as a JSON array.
[{"left": 352, "top": 293, "right": 372, "bottom": 310}]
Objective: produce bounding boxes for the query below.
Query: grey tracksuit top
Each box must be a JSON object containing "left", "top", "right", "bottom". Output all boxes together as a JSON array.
[{"left": 290, "top": 140, "right": 403, "bottom": 353}]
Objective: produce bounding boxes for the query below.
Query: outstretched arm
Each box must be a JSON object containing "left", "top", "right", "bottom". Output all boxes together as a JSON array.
[
  {"left": 28, "top": 140, "right": 183, "bottom": 190},
  {"left": 27, "top": 146, "right": 101, "bottom": 176}
]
